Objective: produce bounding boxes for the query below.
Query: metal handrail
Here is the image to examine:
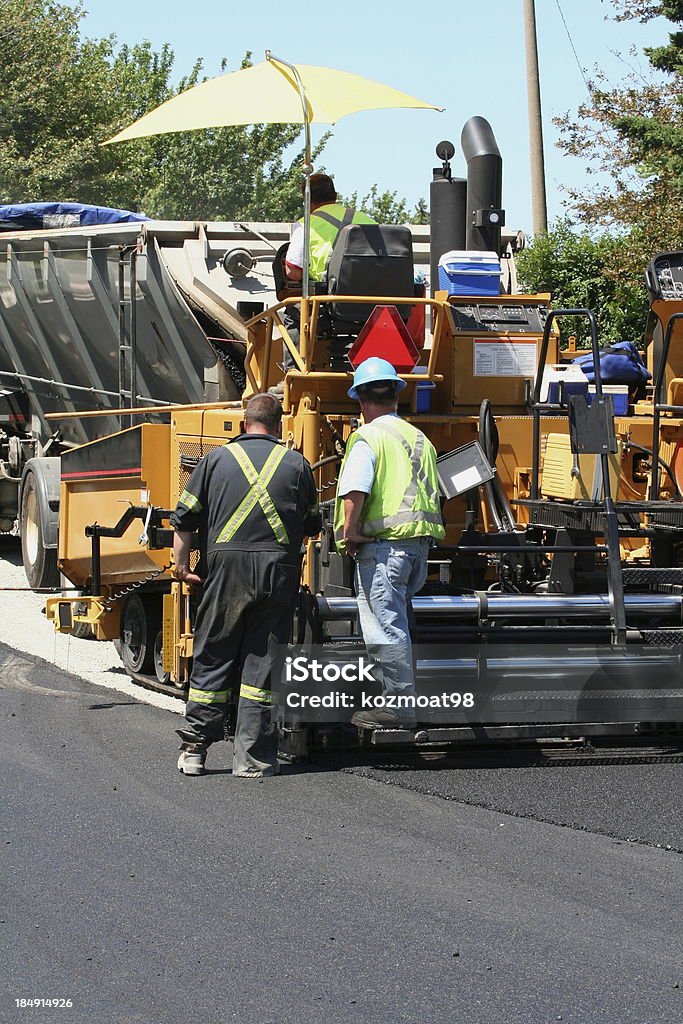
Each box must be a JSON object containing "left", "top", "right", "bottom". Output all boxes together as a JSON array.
[
  {"left": 650, "top": 311, "right": 683, "bottom": 500},
  {"left": 528, "top": 308, "right": 626, "bottom": 643},
  {"left": 243, "top": 294, "right": 445, "bottom": 395}
]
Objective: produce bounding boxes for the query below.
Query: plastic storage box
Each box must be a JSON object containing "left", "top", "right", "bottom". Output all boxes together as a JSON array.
[
  {"left": 437, "top": 250, "right": 501, "bottom": 297},
  {"left": 587, "top": 385, "right": 629, "bottom": 415},
  {"left": 539, "top": 363, "right": 589, "bottom": 405},
  {"left": 412, "top": 367, "right": 436, "bottom": 413}
]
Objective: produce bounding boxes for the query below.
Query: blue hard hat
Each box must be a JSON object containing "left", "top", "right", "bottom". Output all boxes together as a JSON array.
[{"left": 348, "top": 357, "right": 407, "bottom": 399}]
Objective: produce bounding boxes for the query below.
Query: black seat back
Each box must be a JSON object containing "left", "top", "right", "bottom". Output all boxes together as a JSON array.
[{"left": 326, "top": 224, "right": 414, "bottom": 328}]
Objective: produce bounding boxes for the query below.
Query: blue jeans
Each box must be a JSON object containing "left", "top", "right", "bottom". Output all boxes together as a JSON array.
[{"left": 354, "top": 538, "right": 430, "bottom": 710}]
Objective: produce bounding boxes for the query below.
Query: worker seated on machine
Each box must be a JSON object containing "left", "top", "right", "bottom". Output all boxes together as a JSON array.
[{"left": 269, "top": 173, "right": 376, "bottom": 392}]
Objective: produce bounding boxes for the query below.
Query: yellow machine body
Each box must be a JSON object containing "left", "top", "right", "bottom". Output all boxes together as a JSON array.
[
  {"left": 58, "top": 422, "right": 172, "bottom": 588},
  {"left": 541, "top": 433, "right": 622, "bottom": 502},
  {"left": 43, "top": 285, "right": 679, "bottom": 715}
]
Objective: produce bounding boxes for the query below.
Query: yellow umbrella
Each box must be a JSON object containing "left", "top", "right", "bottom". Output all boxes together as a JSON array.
[{"left": 106, "top": 51, "right": 443, "bottom": 297}]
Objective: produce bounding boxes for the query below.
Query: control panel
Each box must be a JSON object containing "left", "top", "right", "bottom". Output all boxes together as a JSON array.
[
  {"left": 450, "top": 300, "right": 550, "bottom": 334},
  {"left": 430, "top": 293, "right": 557, "bottom": 412},
  {"left": 645, "top": 251, "right": 683, "bottom": 303}
]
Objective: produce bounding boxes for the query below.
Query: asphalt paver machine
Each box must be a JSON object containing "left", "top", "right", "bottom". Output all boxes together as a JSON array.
[{"left": 44, "top": 121, "right": 683, "bottom": 755}]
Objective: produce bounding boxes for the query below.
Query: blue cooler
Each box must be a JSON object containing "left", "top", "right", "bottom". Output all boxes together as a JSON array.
[
  {"left": 438, "top": 250, "right": 501, "bottom": 296},
  {"left": 412, "top": 367, "right": 436, "bottom": 412},
  {"left": 587, "top": 385, "right": 629, "bottom": 415}
]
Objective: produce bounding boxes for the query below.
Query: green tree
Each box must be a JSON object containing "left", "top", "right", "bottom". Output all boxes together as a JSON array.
[
  {"left": 0, "top": 4, "right": 316, "bottom": 219},
  {"left": 516, "top": 219, "right": 648, "bottom": 345},
  {"left": 344, "top": 185, "right": 430, "bottom": 224},
  {"left": 0, "top": 0, "right": 114, "bottom": 201},
  {"left": 0, "top": 2, "right": 189, "bottom": 208},
  {"left": 554, "top": 0, "right": 683, "bottom": 282},
  {"left": 0, "top": 3, "right": 424, "bottom": 222}
]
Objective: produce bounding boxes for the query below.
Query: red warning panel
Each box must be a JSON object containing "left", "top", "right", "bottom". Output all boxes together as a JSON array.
[{"left": 348, "top": 305, "right": 420, "bottom": 372}]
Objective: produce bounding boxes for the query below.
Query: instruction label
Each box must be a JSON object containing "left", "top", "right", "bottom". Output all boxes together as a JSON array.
[{"left": 473, "top": 338, "right": 537, "bottom": 377}]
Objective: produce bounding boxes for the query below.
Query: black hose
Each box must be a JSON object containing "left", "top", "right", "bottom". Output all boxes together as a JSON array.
[
  {"left": 479, "top": 400, "right": 517, "bottom": 532},
  {"left": 479, "top": 401, "right": 502, "bottom": 530},
  {"left": 624, "top": 440, "right": 682, "bottom": 499},
  {"left": 311, "top": 454, "right": 341, "bottom": 471}
]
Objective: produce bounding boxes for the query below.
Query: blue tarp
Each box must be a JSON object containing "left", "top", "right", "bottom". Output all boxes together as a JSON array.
[{"left": 0, "top": 202, "right": 148, "bottom": 230}]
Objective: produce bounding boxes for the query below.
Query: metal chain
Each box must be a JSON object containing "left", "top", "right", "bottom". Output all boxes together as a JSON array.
[
  {"left": 317, "top": 477, "right": 338, "bottom": 494},
  {"left": 106, "top": 563, "right": 171, "bottom": 607}
]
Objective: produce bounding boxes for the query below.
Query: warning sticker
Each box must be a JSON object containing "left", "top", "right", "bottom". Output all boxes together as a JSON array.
[{"left": 473, "top": 338, "right": 537, "bottom": 377}]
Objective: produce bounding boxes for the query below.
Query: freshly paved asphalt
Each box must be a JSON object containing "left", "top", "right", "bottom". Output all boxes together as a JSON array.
[
  {"left": 350, "top": 755, "right": 683, "bottom": 851},
  {"left": 2, "top": 643, "right": 682, "bottom": 1024}
]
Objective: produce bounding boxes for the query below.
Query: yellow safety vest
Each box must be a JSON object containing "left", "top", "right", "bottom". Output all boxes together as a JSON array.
[
  {"left": 304, "top": 203, "right": 376, "bottom": 282},
  {"left": 215, "top": 442, "right": 290, "bottom": 546},
  {"left": 334, "top": 418, "right": 444, "bottom": 554}
]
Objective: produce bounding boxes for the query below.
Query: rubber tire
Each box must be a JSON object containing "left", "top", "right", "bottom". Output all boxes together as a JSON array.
[
  {"left": 21, "top": 470, "right": 59, "bottom": 591},
  {"left": 153, "top": 627, "right": 170, "bottom": 685},
  {"left": 120, "top": 594, "right": 161, "bottom": 676},
  {"left": 58, "top": 574, "right": 94, "bottom": 640},
  {"left": 71, "top": 621, "right": 95, "bottom": 640}
]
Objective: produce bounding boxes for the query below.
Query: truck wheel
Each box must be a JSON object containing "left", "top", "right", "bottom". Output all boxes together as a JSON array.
[
  {"left": 153, "top": 629, "right": 170, "bottom": 685},
  {"left": 71, "top": 620, "right": 95, "bottom": 641},
  {"left": 21, "top": 470, "right": 59, "bottom": 591},
  {"left": 120, "top": 594, "right": 160, "bottom": 676},
  {"left": 58, "top": 574, "right": 94, "bottom": 640}
]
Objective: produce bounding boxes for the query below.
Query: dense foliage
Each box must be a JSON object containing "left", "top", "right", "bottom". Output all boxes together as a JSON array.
[
  {"left": 345, "top": 186, "right": 429, "bottom": 225},
  {"left": 553, "top": 0, "right": 683, "bottom": 280},
  {"left": 0, "top": 1, "right": 430, "bottom": 223},
  {"left": 517, "top": 1, "right": 683, "bottom": 342},
  {"left": 516, "top": 219, "right": 648, "bottom": 345},
  {"left": 0, "top": 2, "right": 314, "bottom": 219}
]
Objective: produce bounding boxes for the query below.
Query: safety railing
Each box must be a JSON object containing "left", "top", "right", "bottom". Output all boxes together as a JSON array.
[
  {"left": 241, "top": 294, "right": 449, "bottom": 396},
  {"left": 529, "top": 308, "right": 626, "bottom": 643},
  {"left": 650, "top": 310, "right": 683, "bottom": 500}
]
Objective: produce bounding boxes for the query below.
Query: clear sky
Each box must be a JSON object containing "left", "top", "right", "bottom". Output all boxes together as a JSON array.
[{"left": 72, "top": 0, "right": 666, "bottom": 235}]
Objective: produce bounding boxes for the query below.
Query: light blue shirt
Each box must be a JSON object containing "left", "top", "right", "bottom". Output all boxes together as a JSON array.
[{"left": 337, "top": 414, "right": 400, "bottom": 496}]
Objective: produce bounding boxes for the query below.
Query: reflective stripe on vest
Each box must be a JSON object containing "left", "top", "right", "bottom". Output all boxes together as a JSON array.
[
  {"left": 240, "top": 683, "right": 275, "bottom": 704},
  {"left": 312, "top": 206, "right": 356, "bottom": 232},
  {"left": 179, "top": 488, "right": 202, "bottom": 512},
  {"left": 362, "top": 507, "right": 444, "bottom": 533},
  {"left": 188, "top": 686, "right": 229, "bottom": 705},
  {"left": 304, "top": 204, "right": 374, "bottom": 281},
  {"left": 216, "top": 443, "right": 290, "bottom": 545},
  {"left": 359, "top": 421, "right": 441, "bottom": 536}
]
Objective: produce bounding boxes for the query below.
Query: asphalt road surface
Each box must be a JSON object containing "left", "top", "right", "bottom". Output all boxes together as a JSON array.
[{"left": 2, "top": 643, "right": 682, "bottom": 1024}]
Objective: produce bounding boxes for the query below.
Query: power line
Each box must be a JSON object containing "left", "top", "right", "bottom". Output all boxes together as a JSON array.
[{"left": 554, "top": 0, "right": 593, "bottom": 95}]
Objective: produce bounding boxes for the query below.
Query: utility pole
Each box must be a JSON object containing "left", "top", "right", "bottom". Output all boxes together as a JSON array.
[{"left": 523, "top": 0, "right": 548, "bottom": 235}]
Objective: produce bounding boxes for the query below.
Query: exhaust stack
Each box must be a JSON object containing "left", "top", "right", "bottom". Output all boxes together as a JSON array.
[
  {"left": 429, "top": 140, "right": 466, "bottom": 296},
  {"left": 461, "top": 116, "right": 505, "bottom": 253}
]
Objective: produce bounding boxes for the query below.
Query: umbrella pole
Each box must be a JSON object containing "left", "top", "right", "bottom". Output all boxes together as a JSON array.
[{"left": 266, "top": 51, "right": 312, "bottom": 363}]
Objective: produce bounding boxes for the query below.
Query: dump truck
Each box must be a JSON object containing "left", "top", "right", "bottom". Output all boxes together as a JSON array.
[{"left": 41, "top": 118, "right": 683, "bottom": 755}]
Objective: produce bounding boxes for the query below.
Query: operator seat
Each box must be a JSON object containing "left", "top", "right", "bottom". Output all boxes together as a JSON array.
[
  {"left": 271, "top": 225, "right": 416, "bottom": 370},
  {"left": 326, "top": 223, "right": 415, "bottom": 333},
  {"left": 272, "top": 225, "right": 415, "bottom": 317}
]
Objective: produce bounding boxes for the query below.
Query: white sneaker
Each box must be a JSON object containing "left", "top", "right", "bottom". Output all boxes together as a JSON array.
[
  {"left": 177, "top": 744, "right": 207, "bottom": 776},
  {"left": 232, "top": 762, "right": 280, "bottom": 778}
]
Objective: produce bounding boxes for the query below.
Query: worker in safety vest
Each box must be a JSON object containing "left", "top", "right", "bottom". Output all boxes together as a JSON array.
[
  {"left": 334, "top": 358, "right": 444, "bottom": 730},
  {"left": 269, "top": 173, "right": 376, "bottom": 395},
  {"left": 284, "top": 172, "right": 376, "bottom": 285},
  {"left": 171, "top": 393, "right": 321, "bottom": 777}
]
